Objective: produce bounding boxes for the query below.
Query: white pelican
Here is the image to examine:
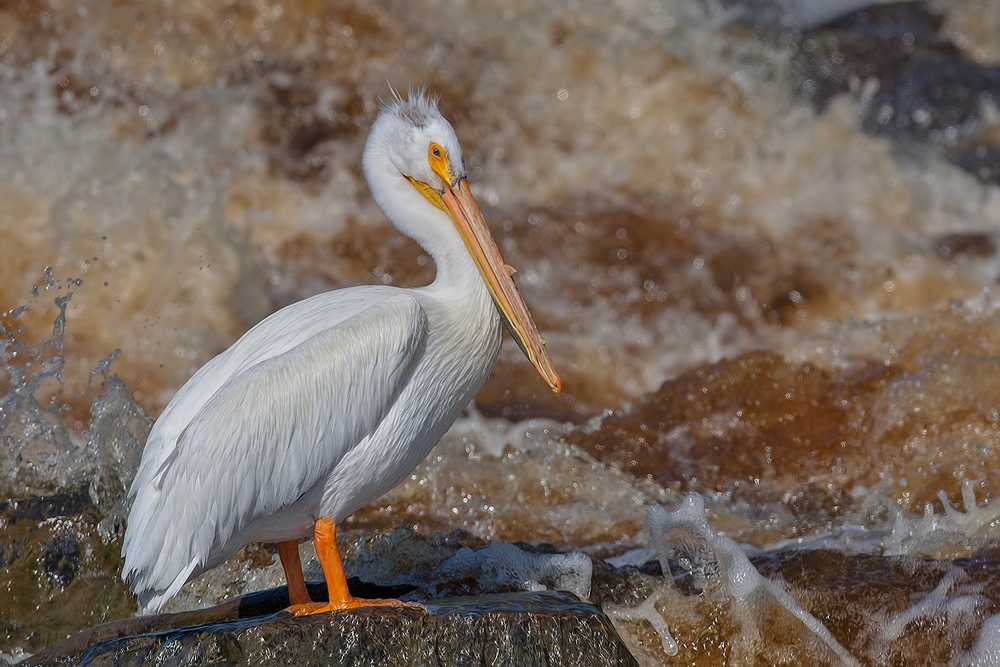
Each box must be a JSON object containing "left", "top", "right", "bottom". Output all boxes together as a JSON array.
[{"left": 121, "top": 89, "right": 561, "bottom": 614}]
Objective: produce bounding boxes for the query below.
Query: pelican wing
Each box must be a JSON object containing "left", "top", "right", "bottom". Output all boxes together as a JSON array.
[{"left": 122, "top": 294, "right": 427, "bottom": 605}]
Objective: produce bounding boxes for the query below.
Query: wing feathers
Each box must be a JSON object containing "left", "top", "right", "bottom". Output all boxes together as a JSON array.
[{"left": 123, "top": 296, "right": 427, "bottom": 608}]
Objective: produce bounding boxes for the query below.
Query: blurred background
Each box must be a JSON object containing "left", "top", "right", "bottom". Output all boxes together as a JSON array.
[{"left": 3, "top": 0, "right": 1000, "bottom": 663}]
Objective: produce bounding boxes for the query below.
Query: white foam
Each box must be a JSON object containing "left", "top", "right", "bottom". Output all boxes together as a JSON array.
[
  {"left": 374, "top": 411, "right": 674, "bottom": 547},
  {"left": 755, "top": 479, "right": 1000, "bottom": 561},
  {"left": 605, "top": 590, "right": 679, "bottom": 657},
  {"left": 960, "top": 613, "right": 1000, "bottom": 667},
  {"left": 643, "top": 494, "right": 861, "bottom": 666},
  {"left": 877, "top": 568, "right": 985, "bottom": 647},
  {"left": 605, "top": 547, "right": 660, "bottom": 569},
  {"left": 434, "top": 541, "right": 593, "bottom": 602}
]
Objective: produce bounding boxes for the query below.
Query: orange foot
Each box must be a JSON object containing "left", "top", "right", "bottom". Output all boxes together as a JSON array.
[
  {"left": 281, "top": 518, "right": 426, "bottom": 616},
  {"left": 289, "top": 598, "right": 425, "bottom": 616}
]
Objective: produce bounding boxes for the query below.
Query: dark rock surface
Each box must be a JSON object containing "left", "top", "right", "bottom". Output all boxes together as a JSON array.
[
  {"left": 26, "top": 591, "right": 637, "bottom": 667},
  {"left": 952, "top": 147, "right": 1000, "bottom": 187},
  {"left": 752, "top": 548, "right": 1000, "bottom": 666},
  {"left": 791, "top": 2, "right": 1000, "bottom": 181},
  {"left": 16, "top": 493, "right": 1000, "bottom": 666},
  {"left": 723, "top": 1, "right": 1000, "bottom": 183},
  {"left": 0, "top": 491, "right": 133, "bottom": 653}
]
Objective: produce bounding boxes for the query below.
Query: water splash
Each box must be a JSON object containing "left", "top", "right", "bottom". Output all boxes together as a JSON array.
[
  {"left": 609, "top": 495, "right": 861, "bottom": 666},
  {"left": 0, "top": 283, "right": 86, "bottom": 499},
  {"left": 0, "top": 279, "right": 151, "bottom": 516},
  {"left": 433, "top": 541, "right": 593, "bottom": 602},
  {"left": 88, "top": 349, "right": 153, "bottom": 544}
]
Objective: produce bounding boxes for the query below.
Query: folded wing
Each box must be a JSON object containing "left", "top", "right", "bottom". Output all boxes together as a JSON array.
[{"left": 122, "top": 294, "right": 427, "bottom": 608}]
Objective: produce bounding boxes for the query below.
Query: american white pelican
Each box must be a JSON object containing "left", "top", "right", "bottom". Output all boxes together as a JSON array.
[{"left": 121, "top": 90, "right": 561, "bottom": 614}]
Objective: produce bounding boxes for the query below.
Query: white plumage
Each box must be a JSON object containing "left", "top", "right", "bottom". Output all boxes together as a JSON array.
[{"left": 122, "top": 90, "right": 560, "bottom": 613}]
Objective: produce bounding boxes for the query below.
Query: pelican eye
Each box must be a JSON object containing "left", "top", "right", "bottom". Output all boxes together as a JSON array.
[{"left": 428, "top": 142, "right": 450, "bottom": 183}]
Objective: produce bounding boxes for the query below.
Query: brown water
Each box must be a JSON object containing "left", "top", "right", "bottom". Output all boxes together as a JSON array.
[{"left": 4, "top": 0, "right": 1000, "bottom": 664}]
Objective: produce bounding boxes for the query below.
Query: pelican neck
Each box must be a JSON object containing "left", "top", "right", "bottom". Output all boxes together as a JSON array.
[{"left": 419, "top": 233, "right": 494, "bottom": 305}]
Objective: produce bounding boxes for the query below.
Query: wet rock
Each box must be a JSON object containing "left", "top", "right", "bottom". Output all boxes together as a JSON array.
[
  {"left": 395, "top": 534, "right": 581, "bottom": 598},
  {"left": 27, "top": 591, "right": 637, "bottom": 667},
  {"left": 0, "top": 490, "right": 91, "bottom": 526},
  {"left": 752, "top": 548, "right": 1000, "bottom": 665},
  {"left": 340, "top": 525, "right": 488, "bottom": 592},
  {"left": 727, "top": 0, "right": 1000, "bottom": 188},
  {"left": 429, "top": 542, "right": 593, "bottom": 601},
  {"left": 42, "top": 534, "right": 80, "bottom": 588},
  {"left": 568, "top": 313, "right": 1000, "bottom": 536},
  {"left": 21, "top": 527, "right": 633, "bottom": 664},
  {"left": 714, "top": 0, "right": 889, "bottom": 31},
  {"left": 952, "top": 147, "right": 1000, "bottom": 187},
  {"left": 789, "top": 2, "right": 953, "bottom": 109},
  {"left": 0, "top": 536, "right": 24, "bottom": 569},
  {"left": 567, "top": 350, "right": 893, "bottom": 500},
  {"left": 864, "top": 59, "right": 1000, "bottom": 149},
  {"left": 595, "top": 497, "right": 863, "bottom": 666},
  {"left": 934, "top": 232, "right": 998, "bottom": 261},
  {"left": 586, "top": 494, "right": 1000, "bottom": 666},
  {"left": 0, "top": 492, "right": 133, "bottom": 654},
  {"left": 588, "top": 543, "right": 1000, "bottom": 667},
  {"left": 16, "top": 497, "right": 1000, "bottom": 667}
]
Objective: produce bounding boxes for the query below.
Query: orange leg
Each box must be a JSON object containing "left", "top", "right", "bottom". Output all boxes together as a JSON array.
[
  {"left": 287, "top": 517, "right": 422, "bottom": 615},
  {"left": 277, "top": 540, "right": 312, "bottom": 606}
]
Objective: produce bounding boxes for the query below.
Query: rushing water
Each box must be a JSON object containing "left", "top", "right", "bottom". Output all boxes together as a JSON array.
[{"left": 3, "top": 0, "right": 1000, "bottom": 664}]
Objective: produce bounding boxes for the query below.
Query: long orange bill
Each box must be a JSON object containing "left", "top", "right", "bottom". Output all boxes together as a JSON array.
[{"left": 441, "top": 179, "right": 561, "bottom": 393}]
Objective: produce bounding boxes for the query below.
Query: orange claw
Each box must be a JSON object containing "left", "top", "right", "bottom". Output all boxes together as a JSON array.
[
  {"left": 284, "top": 517, "right": 423, "bottom": 615},
  {"left": 288, "top": 597, "right": 423, "bottom": 616}
]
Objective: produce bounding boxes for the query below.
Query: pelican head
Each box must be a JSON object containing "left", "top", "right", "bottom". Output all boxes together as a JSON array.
[
  {"left": 363, "top": 90, "right": 561, "bottom": 393},
  {"left": 368, "top": 94, "right": 466, "bottom": 192}
]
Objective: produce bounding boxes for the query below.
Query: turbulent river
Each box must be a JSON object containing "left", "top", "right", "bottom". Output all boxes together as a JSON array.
[{"left": 3, "top": 0, "right": 1000, "bottom": 664}]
